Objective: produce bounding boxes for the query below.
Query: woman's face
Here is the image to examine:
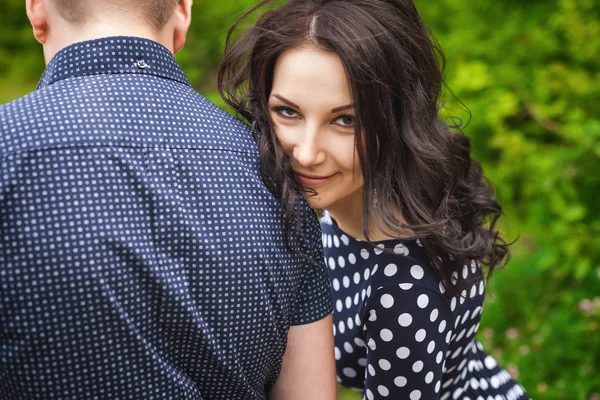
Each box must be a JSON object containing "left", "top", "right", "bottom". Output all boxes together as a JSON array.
[{"left": 269, "top": 45, "right": 363, "bottom": 210}]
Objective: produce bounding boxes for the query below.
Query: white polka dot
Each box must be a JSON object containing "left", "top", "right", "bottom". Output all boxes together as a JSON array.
[
  {"left": 427, "top": 340, "right": 435, "bottom": 353},
  {"left": 484, "top": 356, "right": 497, "bottom": 369},
  {"left": 374, "top": 244, "right": 384, "bottom": 255},
  {"left": 417, "top": 294, "right": 429, "bottom": 308},
  {"left": 394, "top": 376, "right": 407, "bottom": 387},
  {"left": 345, "top": 296, "right": 352, "bottom": 309},
  {"left": 439, "top": 282, "right": 446, "bottom": 294},
  {"left": 380, "top": 294, "right": 394, "bottom": 308},
  {"left": 343, "top": 367, "right": 357, "bottom": 378},
  {"left": 327, "top": 235, "right": 333, "bottom": 248},
  {"left": 393, "top": 243, "right": 409, "bottom": 255},
  {"left": 354, "top": 337, "right": 365, "bottom": 347},
  {"left": 398, "top": 313, "right": 413, "bottom": 327},
  {"left": 380, "top": 329, "right": 394, "bottom": 342},
  {"left": 348, "top": 253, "right": 356, "bottom": 264},
  {"left": 378, "top": 385, "right": 389, "bottom": 397},
  {"left": 328, "top": 257, "right": 336, "bottom": 270},
  {"left": 341, "top": 235, "right": 350, "bottom": 246},
  {"left": 338, "top": 321, "right": 346, "bottom": 334},
  {"left": 410, "top": 265, "right": 424, "bottom": 279},
  {"left": 462, "top": 265, "right": 469, "bottom": 279},
  {"left": 347, "top": 317, "right": 354, "bottom": 330},
  {"left": 358, "top": 358, "right": 367, "bottom": 367},
  {"left": 451, "top": 271, "right": 458, "bottom": 285},
  {"left": 384, "top": 263, "right": 398, "bottom": 276},
  {"left": 399, "top": 283, "right": 413, "bottom": 290},
  {"left": 363, "top": 268, "right": 370, "bottom": 280},
  {"left": 343, "top": 276, "right": 350, "bottom": 288},
  {"left": 360, "top": 249, "right": 370, "bottom": 259},
  {"left": 412, "top": 360, "right": 424, "bottom": 372},
  {"left": 354, "top": 292, "right": 360, "bottom": 305},
  {"left": 410, "top": 390, "right": 422, "bottom": 400},
  {"left": 368, "top": 309, "right": 377, "bottom": 321},
  {"left": 333, "top": 235, "right": 340, "bottom": 248},
  {"left": 396, "top": 347, "right": 410, "bottom": 359},
  {"left": 425, "top": 371, "right": 434, "bottom": 384},
  {"left": 453, "top": 387, "right": 463, "bottom": 399},
  {"left": 461, "top": 310, "right": 471, "bottom": 324},
  {"left": 368, "top": 364, "right": 376, "bottom": 377},
  {"left": 353, "top": 272, "right": 361, "bottom": 284},
  {"left": 415, "top": 329, "right": 426, "bottom": 342},
  {"left": 367, "top": 338, "right": 376, "bottom": 350},
  {"left": 430, "top": 308, "right": 439, "bottom": 322},
  {"left": 332, "top": 279, "right": 340, "bottom": 291},
  {"left": 335, "top": 300, "right": 343, "bottom": 312},
  {"left": 450, "top": 297, "right": 457, "bottom": 311},
  {"left": 438, "top": 320, "right": 447, "bottom": 333},
  {"left": 435, "top": 381, "right": 441, "bottom": 393},
  {"left": 436, "top": 351, "right": 443, "bottom": 364},
  {"left": 379, "top": 359, "right": 391, "bottom": 371},
  {"left": 366, "top": 389, "right": 374, "bottom": 400},
  {"left": 334, "top": 347, "right": 341, "bottom": 360}
]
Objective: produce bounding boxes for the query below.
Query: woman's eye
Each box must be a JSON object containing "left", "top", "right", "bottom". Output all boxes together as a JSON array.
[
  {"left": 334, "top": 115, "right": 355, "bottom": 127},
  {"left": 275, "top": 107, "right": 299, "bottom": 118}
]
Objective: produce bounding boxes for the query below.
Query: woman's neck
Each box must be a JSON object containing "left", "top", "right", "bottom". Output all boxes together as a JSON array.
[{"left": 326, "top": 188, "right": 410, "bottom": 242}]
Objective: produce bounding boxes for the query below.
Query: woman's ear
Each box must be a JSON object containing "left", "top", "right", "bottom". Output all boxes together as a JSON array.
[
  {"left": 26, "top": 0, "right": 50, "bottom": 44},
  {"left": 172, "top": 0, "right": 193, "bottom": 53}
]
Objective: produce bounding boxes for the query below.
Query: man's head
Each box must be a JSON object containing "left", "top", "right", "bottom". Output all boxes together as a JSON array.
[{"left": 26, "top": 0, "right": 192, "bottom": 63}]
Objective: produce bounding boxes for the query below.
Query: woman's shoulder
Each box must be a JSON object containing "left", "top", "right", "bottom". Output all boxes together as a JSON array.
[{"left": 321, "top": 211, "right": 447, "bottom": 296}]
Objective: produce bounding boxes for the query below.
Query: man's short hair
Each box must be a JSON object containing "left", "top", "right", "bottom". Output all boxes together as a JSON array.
[{"left": 52, "top": 0, "right": 180, "bottom": 31}]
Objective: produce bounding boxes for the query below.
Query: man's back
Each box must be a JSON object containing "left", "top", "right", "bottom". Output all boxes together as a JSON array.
[{"left": 0, "top": 37, "right": 331, "bottom": 399}]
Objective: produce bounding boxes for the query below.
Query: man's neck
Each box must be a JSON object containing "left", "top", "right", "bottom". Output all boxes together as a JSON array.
[{"left": 44, "top": 21, "right": 172, "bottom": 64}]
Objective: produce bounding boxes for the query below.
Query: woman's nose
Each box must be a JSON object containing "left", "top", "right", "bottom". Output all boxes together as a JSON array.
[{"left": 293, "top": 124, "right": 326, "bottom": 167}]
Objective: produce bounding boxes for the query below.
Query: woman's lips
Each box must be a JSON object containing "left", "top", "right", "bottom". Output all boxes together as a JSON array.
[{"left": 295, "top": 172, "right": 338, "bottom": 186}]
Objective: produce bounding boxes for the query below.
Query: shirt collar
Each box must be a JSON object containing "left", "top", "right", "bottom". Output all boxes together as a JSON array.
[{"left": 37, "top": 36, "right": 191, "bottom": 89}]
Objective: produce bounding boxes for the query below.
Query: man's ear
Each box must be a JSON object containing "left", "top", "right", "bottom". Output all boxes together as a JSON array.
[
  {"left": 26, "top": 0, "right": 50, "bottom": 44},
  {"left": 172, "top": 0, "right": 193, "bottom": 53}
]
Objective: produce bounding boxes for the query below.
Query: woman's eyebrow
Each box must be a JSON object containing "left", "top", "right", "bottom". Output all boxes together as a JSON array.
[
  {"left": 271, "top": 94, "right": 299, "bottom": 109},
  {"left": 331, "top": 104, "right": 354, "bottom": 113}
]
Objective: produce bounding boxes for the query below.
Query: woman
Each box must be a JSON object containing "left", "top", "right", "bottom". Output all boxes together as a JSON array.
[{"left": 219, "top": 0, "right": 530, "bottom": 399}]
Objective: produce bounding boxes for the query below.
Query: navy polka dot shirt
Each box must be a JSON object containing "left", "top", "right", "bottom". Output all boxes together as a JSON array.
[{"left": 0, "top": 37, "right": 332, "bottom": 400}]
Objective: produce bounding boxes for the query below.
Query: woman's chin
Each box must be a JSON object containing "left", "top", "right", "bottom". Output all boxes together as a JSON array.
[{"left": 305, "top": 195, "right": 330, "bottom": 210}]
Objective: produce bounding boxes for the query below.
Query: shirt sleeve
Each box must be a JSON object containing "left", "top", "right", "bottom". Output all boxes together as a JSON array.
[
  {"left": 361, "top": 283, "right": 454, "bottom": 399},
  {"left": 291, "top": 206, "right": 333, "bottom": 325}
]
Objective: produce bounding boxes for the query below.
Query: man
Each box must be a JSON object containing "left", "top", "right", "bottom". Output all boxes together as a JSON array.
[{"left": 0, "top": 1, "right": 335, "bottom": 399}]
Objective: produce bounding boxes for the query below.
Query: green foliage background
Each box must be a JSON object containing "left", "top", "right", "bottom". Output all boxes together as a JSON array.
[{"left": 1, "top": 0, "right": 598, "bottom": 398}]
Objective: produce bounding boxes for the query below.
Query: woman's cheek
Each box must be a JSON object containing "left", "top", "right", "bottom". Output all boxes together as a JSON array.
[{"left": 274, "top": 125, "right": 296, "bottom": 155}]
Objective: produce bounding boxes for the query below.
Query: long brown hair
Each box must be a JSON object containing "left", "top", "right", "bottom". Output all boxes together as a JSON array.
[{"left": 218, "top": 0, "right": 510, "bottom": 294}]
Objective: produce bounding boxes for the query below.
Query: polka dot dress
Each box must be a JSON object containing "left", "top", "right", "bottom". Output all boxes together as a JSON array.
[
  {"left": 322, "top": 212, "right": 529, "bottom": 400},
  {"left": 0, "top": 37, "right": 332, "bottom": 399}
]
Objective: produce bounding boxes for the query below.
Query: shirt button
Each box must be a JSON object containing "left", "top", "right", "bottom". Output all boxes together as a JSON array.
[{"left": 135, "top": 59, "right": 148, "bottom": 69}]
